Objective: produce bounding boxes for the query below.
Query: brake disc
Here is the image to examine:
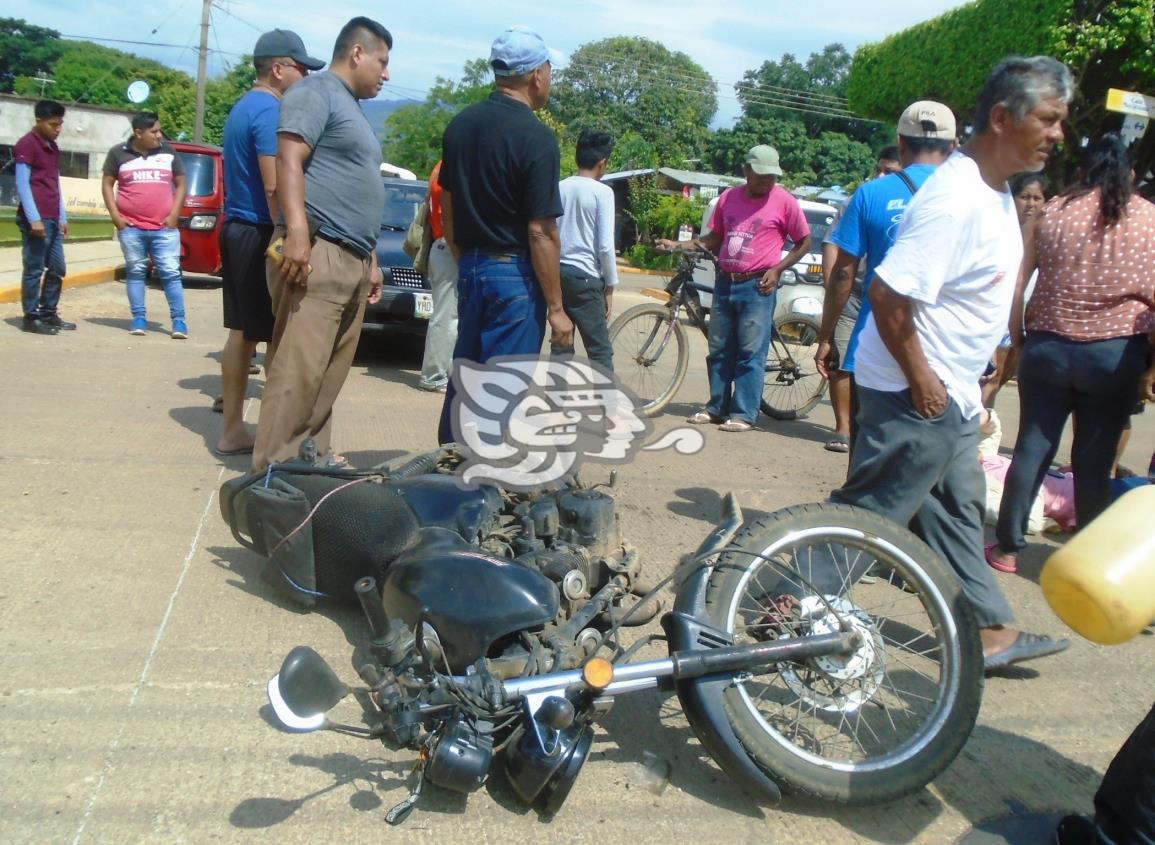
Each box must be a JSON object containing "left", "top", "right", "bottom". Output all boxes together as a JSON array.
[{"left": 777, "top": 596, "right": 885, "bottom": 713}]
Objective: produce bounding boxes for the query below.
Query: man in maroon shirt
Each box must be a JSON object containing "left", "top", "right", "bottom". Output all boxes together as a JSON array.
[{"left": 14, "top": 100, "right": 75, "bottom": 335}]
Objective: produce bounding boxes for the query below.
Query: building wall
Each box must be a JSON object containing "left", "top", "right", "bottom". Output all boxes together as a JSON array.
[
  {"left": 0, "top": 95, "right": 133, "bottom": 180},
  {"left": 1, "top": 95, "right": 133, "bottom": 216}
]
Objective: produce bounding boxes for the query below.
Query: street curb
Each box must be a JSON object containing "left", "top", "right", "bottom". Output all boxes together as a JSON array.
[
  {"left": 0, "top": 265, "right": 120, "bottom": 305},
  {"left": 616, "top": 264, "right": 675, "bottom": 278}
]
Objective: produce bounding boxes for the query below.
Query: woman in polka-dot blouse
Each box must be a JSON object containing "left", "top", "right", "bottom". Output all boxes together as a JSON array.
[{"left": 988, "top": 132, "right": 1155, "bottom": 575}]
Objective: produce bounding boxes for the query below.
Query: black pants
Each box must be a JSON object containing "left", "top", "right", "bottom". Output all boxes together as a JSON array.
[
  {"left": 554, "top": 264, "right": 613, "bottom": 373},
  {"left": 1094, "top": 701, "right": 1155, "bottom": 843},
  {"left": 996, "top": 332, "right": 1148, "bottom": 552}
]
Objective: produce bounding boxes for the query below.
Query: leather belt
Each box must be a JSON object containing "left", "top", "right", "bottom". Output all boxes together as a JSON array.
[
  {"left": 719, "top": 269, "right": 769, "bottom": 283},
  {"left": 467, "top": 247, "right": 527, "bottom": 263},
  {"left": 316, "top": 231, "right": 370, "bottom": 259}
]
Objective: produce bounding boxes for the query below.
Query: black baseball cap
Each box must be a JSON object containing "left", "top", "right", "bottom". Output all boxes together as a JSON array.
[{"left": 253, "top": 29, "right": 325, "bottom": 71}]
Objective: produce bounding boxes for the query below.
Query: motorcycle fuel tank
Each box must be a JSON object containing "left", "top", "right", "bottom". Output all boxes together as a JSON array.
[{"left": 381, "top": 528, "right": 560, "bottom": 672}]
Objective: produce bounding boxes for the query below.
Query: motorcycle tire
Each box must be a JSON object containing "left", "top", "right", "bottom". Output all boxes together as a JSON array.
[
  {"left": 608, "top": 303, "right": 688, "bottom": 417},
  {"left": 703, "top": 502, "right": 983, "bottom": 804}
]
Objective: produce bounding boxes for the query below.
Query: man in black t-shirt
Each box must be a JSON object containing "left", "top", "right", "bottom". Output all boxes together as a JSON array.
[{"left": 436, "top": 25, "right": 574, "bottom": 444}]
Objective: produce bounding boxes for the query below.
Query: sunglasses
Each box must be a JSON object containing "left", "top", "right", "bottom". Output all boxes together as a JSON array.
[{"left": 275, "top": 60, "right": 309, "bottom": 76}]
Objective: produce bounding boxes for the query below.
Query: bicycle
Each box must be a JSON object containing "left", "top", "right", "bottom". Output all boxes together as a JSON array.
[{"left": 608, "top": 250, "right": 828, "bottom": 419}]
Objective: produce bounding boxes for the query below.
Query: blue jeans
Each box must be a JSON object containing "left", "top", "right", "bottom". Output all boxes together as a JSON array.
[
  {"left": 705, "top": 278, "right": 776, "bottom": 424},
  {"left": 995, "top": 331, "right": 1149, "bottom": 553},
  {"left": 17, "top": 217, "right": 66, "bottom": 319},
  {"left": 437, "top": 250, "right": 547, "bottom": 444},
  {"left": 118, "top": 226, "right": 185, "bottom": 321}
]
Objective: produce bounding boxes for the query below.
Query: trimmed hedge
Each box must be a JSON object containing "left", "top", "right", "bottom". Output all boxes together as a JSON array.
[
  {"left": 846, "top": 0, "right": 1155, "bottom": 183},
  {"left": 846, "top": 0, "right": 1067, "bottom": 126}
]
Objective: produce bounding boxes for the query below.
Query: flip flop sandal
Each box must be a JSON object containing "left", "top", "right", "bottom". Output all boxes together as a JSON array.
[
  {"left": 212, "top": 396, "right": 224, "bottom": 413},
  {"left": 687, "top": 411, "right": 719, "bottom": 425},
  {"left": 985, "top": 542, "right": 1018, "bottom": 573},
  {"left": 718, "top": 420, "right": 754, "bottom": 432},
  {"left": 213, "top": 445, "right": 254, "bottom": 457},
  {"left": 824, "top": 434, "right": 850, "bottom": 453},
  {"left": 983, "top": 631, "right": 1070, "bottom": 673}
]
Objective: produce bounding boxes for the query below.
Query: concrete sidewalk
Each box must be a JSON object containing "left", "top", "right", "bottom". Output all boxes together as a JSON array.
[{"left": 0, "top": 237, "right": 124, "bottom": 305}]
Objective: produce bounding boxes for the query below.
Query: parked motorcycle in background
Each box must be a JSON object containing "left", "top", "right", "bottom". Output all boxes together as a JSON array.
[{"left": 221, "top": 446, "right": 983, "bottom": 824}]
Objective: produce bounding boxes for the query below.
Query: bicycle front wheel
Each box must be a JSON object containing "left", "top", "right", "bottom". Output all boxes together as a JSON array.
[
  {"left": 608, "top": 302, "right": 689, "bottom": 417},
  {"left": 761, "top": 315, "right": 827, "bottom": 420}
]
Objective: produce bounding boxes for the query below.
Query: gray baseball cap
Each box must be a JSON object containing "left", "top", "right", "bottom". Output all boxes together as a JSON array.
[{"left": 253, "top": 29, "right": 326, "bottom": 71}]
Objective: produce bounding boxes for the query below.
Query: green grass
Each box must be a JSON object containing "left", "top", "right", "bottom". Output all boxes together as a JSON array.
[{"left": 0, "top": 212, "right": 115, "bottom": 247}]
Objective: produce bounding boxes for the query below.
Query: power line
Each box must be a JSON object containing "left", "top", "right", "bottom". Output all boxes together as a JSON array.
[
  {"left": 565, "top": 48, "right": 853, "bottom": 109},
  {"left": 563, "top": 53, "right": 877, "bottom": 124},
  {"left": 561, "top": 48, "right": 879, "bottom": 129},
  {"left": 61, "top": 33, "right": 243, "bottom": 57},
  {"left": 211, "top": 1, "right": 263, "bottom": 35}
]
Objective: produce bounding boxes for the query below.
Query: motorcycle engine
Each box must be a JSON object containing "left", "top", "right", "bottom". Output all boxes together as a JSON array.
[{"left": 502, "top": 487, "right": 637, "bottom": 620}]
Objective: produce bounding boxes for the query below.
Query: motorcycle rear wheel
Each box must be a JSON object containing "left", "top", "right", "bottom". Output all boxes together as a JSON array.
[{"left": 704, "top": 502, "right": 983, "bottom": 804}]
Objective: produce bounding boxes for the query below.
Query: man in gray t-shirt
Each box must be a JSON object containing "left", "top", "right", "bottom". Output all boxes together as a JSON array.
[{"left": 252, "top": 17, "right": 393, "bottom": 471}]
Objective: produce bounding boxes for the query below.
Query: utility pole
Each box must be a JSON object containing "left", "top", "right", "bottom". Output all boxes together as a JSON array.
[
  {"left": 31, "top": 74, "right": 55, "bottom": 96},
  {"left": 193, "top": 0, "right": 211, "bottom": 142}
]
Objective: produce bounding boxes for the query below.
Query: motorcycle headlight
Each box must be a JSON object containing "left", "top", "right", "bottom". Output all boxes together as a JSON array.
[
  {"left": 188, "top": 214, "right": 217, "bottom": 230},
  {"left": 779, "top": 268, "right": 799, "bottom": 285}
]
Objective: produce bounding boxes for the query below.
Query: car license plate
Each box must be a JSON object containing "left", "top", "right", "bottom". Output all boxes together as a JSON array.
[{"left": 414, "top": 292, "right": 433, "bottom": 319}]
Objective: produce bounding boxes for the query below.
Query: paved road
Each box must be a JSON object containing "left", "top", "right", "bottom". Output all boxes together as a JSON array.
[{"left": 1, "top": 273, "right": 1152, "bottom": 844}]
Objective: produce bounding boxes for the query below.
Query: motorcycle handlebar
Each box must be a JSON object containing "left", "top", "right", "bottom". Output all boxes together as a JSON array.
[{"left": 355, "top": 576, "right": 390, "bottom": 638}]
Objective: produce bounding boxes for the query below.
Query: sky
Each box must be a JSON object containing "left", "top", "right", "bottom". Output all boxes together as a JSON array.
[{"left": 8, "top": 0, "right": 966, "bottom": 127}]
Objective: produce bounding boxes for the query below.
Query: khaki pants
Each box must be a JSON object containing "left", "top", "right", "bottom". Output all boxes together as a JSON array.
[{"left": 252, "top": 234, "right": 370, "bottom": 471}]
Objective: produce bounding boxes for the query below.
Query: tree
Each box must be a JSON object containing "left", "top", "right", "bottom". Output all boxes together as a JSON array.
[
  {"left": 14, "top": 39, "right": 196, "bottom": 139},
  {"left": 810, "top": 132, "right": 876, "bottom": 188},
  {"left": 846, "top": 0, "right": 1155, "bottom": 182},
  {"left": 380, "top": 58, "right": 493, "bottom": 178},
  {"left": 551, "top": 37, "right": 717, "bottom": 166},
  {"left": 705, "top": 116, "right": 814, "bottom": 180},
  {"left": 0, "top": 18, "right": 62, "bottom": 93},
  {"left": 202, "top": 59, "right": 256, "bottom": 145},
  {"left": 717, "top": 44, "right": 890, "bottom": 188},
  {"left": 739, "top": 44, "right": 887, "bottom": 146}
]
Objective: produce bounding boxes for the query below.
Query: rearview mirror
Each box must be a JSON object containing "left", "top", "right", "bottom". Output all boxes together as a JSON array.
[{"left": 266, "top": 646, "right": 349, "bottom": 732}]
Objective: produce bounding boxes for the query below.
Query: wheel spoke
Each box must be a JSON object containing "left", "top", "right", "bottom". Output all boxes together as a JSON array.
[{"left": 723, "top": 526, "right": 972, "bottom": 778}]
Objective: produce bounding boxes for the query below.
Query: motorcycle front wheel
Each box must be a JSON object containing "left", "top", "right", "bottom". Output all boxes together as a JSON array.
[{"left": 704, "top": 502, "right": 983, "bottom": 804}]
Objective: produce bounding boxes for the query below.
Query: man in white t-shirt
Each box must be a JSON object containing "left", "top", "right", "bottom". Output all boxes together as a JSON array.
[
  {"left": 555, "top": 130, "right": 618, "bottom": 372},
  {"left": 831, "top": 56, "right": 1075, "bottom": 674}
]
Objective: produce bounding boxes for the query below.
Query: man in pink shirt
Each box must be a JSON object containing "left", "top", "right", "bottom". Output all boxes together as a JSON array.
[{"left": 659, "top": 145, "right": 811, "bottom": 431}]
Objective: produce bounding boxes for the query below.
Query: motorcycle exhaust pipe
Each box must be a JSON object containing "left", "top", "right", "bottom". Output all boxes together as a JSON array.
[{"left": 608, "top": 594, "right": 665, "bottom": 627}]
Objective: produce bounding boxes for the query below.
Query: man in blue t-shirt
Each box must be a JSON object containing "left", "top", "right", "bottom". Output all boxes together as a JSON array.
[
  {"left": 214, "top": 29, "right": 324, "bottom": 457},
  {"left": 814, "top": 100, "right": 957, "bottom": 451}
]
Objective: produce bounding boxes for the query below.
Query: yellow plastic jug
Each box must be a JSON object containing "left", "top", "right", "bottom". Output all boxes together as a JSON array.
[{"left": 1041, "top": 484, "right": 1155, "bottom": 645}]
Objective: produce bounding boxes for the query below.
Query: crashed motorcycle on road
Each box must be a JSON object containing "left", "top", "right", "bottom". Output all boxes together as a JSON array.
[{"left": 220, "top": 446, "right": 983, "bottom": 823}]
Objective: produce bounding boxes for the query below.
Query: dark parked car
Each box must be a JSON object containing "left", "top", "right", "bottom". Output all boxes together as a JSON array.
[{"left": 362, "top": 177, "right": 430, "bottom": 332}]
